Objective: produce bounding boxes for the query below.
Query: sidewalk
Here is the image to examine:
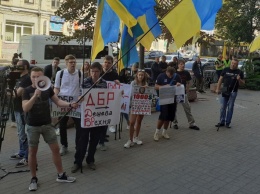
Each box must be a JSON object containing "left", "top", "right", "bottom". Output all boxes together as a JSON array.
[{"left": 0, "top": 89, "right": 260, "bottom": 194}]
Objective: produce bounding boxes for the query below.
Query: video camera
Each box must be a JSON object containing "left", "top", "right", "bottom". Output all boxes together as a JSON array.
[{"left": 2, "top": 65, "right": 24, "bottom": 90}]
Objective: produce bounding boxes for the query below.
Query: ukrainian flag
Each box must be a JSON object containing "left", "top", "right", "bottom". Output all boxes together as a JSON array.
[
  {"left": 91, "top": 0, "right": 120, "bottom": 61},
  {"left": 162, "top": 0, "right": 222, "bottom": 49},
  {"left": 106, "top": 0, "right": 156, "bottom": 36}
]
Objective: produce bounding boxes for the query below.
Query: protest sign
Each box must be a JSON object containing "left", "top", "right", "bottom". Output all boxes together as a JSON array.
[
  {"left": 51, "top": 95, "right": 81, "bottom": 118},
  {"left": 131, "top": 86, "right": 153, "bottom": 115},
  {"left": 159, "top": 85, "right": 175, "bottom": 105},
  {"left": 81, "top": 88, "right": 121, "bottom": 128},
  {"left": 107, "top": 81, "right": 131, "bottom": 114},
  {"left": 175, "top": 84, "right": 185, "bottom": 103}
]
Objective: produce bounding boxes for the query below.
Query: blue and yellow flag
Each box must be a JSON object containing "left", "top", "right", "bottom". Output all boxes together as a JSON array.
[
  {"left": 162, "top": 0, "right": 222, "bottom": 49},
  {"left": 106, "top": 0, "right": 156, "bottom": 36},
  {"left": 91, "top": 0, "right": 120, "bottom": 61}
]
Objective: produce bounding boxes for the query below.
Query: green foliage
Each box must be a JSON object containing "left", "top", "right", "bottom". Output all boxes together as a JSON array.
[
  {"left": 215, "top": 0, "right": 260, "bottom": 44},
  {"left": 243, "top": 57, "right": 260, "bottom": 90}
]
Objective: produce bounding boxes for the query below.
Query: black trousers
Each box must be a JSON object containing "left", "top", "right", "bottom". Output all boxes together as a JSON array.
[
  {"left": 74, "top": 126, "right": 105, "bottom": 165},
  {"left": 59, "top": 116, "right": 81, "bottom": 148},
  {"left": 99, "top": 126, "right": 108, "bottom": 145}
]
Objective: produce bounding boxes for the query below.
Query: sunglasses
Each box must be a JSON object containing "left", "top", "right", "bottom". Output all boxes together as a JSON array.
[{"left": 138, "top": 69, "right": 145, "bottom": 72}]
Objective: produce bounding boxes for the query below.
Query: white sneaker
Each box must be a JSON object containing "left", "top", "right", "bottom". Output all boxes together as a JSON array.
[
  {"left": 60, "top": 146, "right": 68, "bottom": 156},
  {"left": 126, "top": 125, "right": 130, "bottom": 130},
  {"left": 154, "top": 131, "right": 160, "bottom": 141},
  {"left": 162, "top": 130, "right": 170, "bottom": 139},
  {"left": 124, "top": 140, "right": 134, "bottom": 148},
  {"left": 133, "top": 137, "right": 143, "bottom": 145},
  {"left": 109, "top": 126, "right": 116, "bottom": 133},
  {"left": 55, "top": 128, "right": 60, "bottom": 136}
]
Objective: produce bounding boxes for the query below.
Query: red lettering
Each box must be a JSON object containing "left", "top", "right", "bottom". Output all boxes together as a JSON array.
[
  {"left": 86, "top": 94, "right": 95, "bottom": 106},
  {"left": 97, "top": 92, "right": 105, "bottom": 105},
  {"left": 107, "top": 92, "right": 114, "bottom": 104}
]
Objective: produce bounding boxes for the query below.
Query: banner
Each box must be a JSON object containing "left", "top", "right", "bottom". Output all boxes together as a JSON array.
[
  {"left": 81, "top": 89, "right": 121, "bottom": 128},
  {"left": 175, "top": 85, "right": 185, "bottom": 103},
  {"left": 159, "top": 85, "right": 185, "bottom": 105},
  {"left": 131, "top": 86, "right": 153, "bottom": 115},
  {"left": 51, "top": 95, "right": 81, "bottom": 118},
  {"left": 107, "top": 81, "right": 131, "bottom": 114}
]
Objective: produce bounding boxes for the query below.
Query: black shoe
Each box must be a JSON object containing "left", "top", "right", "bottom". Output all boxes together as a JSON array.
[
  {"left": 105, "top": 135, "right": 110, "bottom": 138},
  {"left": 201, "top": 90, "right": 206, "bottom": 93},
  {"left": 104, "top": 138, "right": 109, "bottom": 142},
  {"left": 173, "top": 124, "right": 179, "bottom": 130},
  {"left": 189, "top": 125, "right": 200, "bottom": 130},
  {"left": 87, "top": 162, "right": 96, "bottom": 170},
  {"left": 215, "top": 123, "right": 224, "bottom": 127},
  {"left": 71, "top": 164, "right": 80, "bottom": 173}
]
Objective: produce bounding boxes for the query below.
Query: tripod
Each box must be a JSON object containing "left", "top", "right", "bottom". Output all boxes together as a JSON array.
[{"left": 0, "top": 76, "right": 29, "bottom": 180}]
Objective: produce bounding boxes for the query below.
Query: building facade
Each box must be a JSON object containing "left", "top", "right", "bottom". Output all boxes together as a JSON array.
[{"left": 0, "top": 0, "right": 65, "bottom": 61}]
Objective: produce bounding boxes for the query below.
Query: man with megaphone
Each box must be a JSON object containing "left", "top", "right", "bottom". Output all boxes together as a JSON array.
[{"left": 22, "top": 67, "right": 78, "bottom": 191}]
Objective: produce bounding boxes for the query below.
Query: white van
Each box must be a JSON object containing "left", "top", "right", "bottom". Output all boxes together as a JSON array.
[{"left": 18, "top": 35, "right": 113, "bottom": 69}]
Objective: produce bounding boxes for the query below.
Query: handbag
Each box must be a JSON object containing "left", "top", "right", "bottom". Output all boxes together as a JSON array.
[{"left": 221, "top": 86, "right": 231, "bottom": 97}]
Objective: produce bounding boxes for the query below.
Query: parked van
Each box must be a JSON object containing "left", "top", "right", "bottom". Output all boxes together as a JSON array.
[{"left": 18, "top": 35, "right": 113, "bottom": 69}]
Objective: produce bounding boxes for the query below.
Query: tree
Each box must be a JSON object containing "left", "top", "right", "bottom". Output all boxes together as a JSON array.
[{"left": 215, "top": 0, "right": 260, "bottom": 44}]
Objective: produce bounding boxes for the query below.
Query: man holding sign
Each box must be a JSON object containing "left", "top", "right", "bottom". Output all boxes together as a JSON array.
[{"left": 154, "top": 67, "right": 181, "bottom": 141}]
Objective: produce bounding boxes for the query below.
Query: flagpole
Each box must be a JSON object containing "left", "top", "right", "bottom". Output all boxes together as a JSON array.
[{"left": 54, "top": 3, "right": 182, "bottom": 127}]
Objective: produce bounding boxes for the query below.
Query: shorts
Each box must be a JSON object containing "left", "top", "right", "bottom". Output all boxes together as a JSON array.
[
  {"left": 26, "top": 124, "right": 57, "bottom": 147},
  {"left": 159, "top": 103, "right": 177, "bottom": 121}
]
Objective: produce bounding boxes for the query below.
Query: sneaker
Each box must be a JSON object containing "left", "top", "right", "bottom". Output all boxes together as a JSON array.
[
  {"left": 100, "top": 144, "right": 107, "bottom": 151},
  {"left": 71, "top": 164, "right": 80, "bottom": 173},
  {"left": 10, "top": 122, "right": 16, "bottom": 128},
  {"left": 87, "top": 162, "right": 96, "bottom": 170},
  {"left": 133, "top": 137, "right": 143, "bottom": 145},
  {"left": 153, "top": 131, "right": 160, "bottom": 141},
  {"left": 60, "top": 146, "right": 68, "bottom": 156},
  {"left": 15, "top": 158, "right": 28, "bottom": 168},
  {"left": 108, "top": 126, "right": 116, "bottom": 133},
  {"left": 162, "top": 130, "right": 170, "bottom": 139},
  {"left": 189, "top": 125, "right": 200, "bottom": 130},
  {"left": 124, "top": 140, "right": 134, "bottom": 148},
  {"left": 126, "top": 125, "right": 130, "bottom": 130},
  {"left": 226, "top": 125, "right": 231, "bottom": 128},
  {"left": 10, "top": 153, "right": 23, "bottom": 160},
  {"left": 173, "top": 124, "right": 179, "bottom": 130},
  {"left": 29, "top": 177, "right": 38, "bottom": 191},
  {"left": 55, "top": 128, "right": 60, "bottom": 136},
  {"left": 215, "top": 123, "right": 225, "bottom": 127},
  {"left": 56, "top": 172, "right": 76, "bottom": 183}
]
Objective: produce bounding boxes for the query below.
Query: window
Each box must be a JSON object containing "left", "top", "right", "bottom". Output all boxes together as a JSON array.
[
  {"left": 44, "top": 45, "right": 108, "bottom": 60},
  {"left": 52, "top": 0, "right": 60, "bottom": 8},
  {"left": 5, "top": 22, "right": 33, "bottom": 42},
  {"left": 24, "top": 0, "right": 34, "bottom": 3}
]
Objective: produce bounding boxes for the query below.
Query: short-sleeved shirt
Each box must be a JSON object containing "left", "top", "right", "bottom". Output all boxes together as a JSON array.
[
  {"left": 54, "top": 69, "right": 82, "bottom": 96},
  {"left": 156, "top": 72, "right": 181, "bottom": 86},
  {"left": 221, "top": 67, "right": 244, "bottom": 92},
  {"left": 23, "top": 86, "right": 54, "bottom": 126},
  {"left": 101, "top": 70, "right": 119, "bottom": 81},
  {"left": 13, "top": 74, "right": 32, "bottom": 112},
  {"left": 176, "top": 70, "right": 191, "bottom": 90}
]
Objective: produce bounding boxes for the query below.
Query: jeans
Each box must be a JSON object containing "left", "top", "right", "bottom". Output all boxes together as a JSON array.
[
  {"left": 14, "top": 111, "right": 28, "bottom": 160},
  {"left": 219, "top": 92, "right": 237, "bottom": 125}
]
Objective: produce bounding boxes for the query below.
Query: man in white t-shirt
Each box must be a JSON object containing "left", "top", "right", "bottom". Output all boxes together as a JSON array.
[{"left": 54, "top": 54, "right": 82, "bottom": 156}]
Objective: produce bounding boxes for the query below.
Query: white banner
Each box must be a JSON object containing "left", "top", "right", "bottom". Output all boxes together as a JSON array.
[
  {"left": 107, "top": 81, "right": 131, "bottom": 114},
  {"left": 175, "top": 85, "right": 185, "bottom": 103},
  {"left": 159, "top": 85, "right": 185, "bottom": 105},
  {"left": 81, "top": 89, "right": 121, "bottom": 128},
  {"left": 51, "top": 95, "right": 81, "bottom": 118},
  {"left": 131, "top": 86, "right": 153, "bottom": 115}
]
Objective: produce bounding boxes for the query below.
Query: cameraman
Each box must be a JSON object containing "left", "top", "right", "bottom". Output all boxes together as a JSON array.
[{"left": 10, "top": 60, "right": 32, "bottom": 168}]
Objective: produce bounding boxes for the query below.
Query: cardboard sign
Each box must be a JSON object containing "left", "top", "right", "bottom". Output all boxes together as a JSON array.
[
  {"left": 131, "top": 86, "right": 153, "bottom": 115},
  {"left": 107, "top": 81, "right": 131, "bottom": 114},
  {"left": 81, "top": 88, "right": 121, "bottom": 128},
  {"left": 51, "top": 95, "right": 81, "bottom": 118}
]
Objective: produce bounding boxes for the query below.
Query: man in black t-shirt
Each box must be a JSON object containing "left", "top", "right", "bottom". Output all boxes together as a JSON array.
[
  {"left": 22, "top": 67, "right": 76, "bottom": 191},
  {"left": 10, "top": 60, "right": 32, "bottom": 168},
  {"left": 159, "top": 55, "right": 168, "bottom": 72},
  {"left": 215, "top": 58, "right": 245, "bottom": 128},
  {"left": 172, "top": 60, "right": 200, "bottom": 130}
]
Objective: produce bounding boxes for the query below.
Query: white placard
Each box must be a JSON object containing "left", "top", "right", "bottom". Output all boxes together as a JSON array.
[
  {"left": 159, "top": 85, "right": 175, "bottom": 105},
  {"left": 51, "top": 95, "right": 81, "bottom": 118},
  {"left": 131, "top": 86, "right": 153, "bottom": 115},
  {"left": 80, "top": 89, "right": 121, "bottom": 128},
  {"left": 106, "top": 81, "right": 131, "bottom": 114}
]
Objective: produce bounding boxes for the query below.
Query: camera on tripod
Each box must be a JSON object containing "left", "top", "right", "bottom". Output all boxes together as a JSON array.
[{"left": 5, "top": 65, "right": 25, "bottom": 90}]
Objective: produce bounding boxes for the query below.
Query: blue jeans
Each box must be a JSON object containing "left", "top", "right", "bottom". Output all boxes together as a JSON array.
[
  {"left": 219, "top": 92, "right": 237, "bottom": 125},
  {"left": 14, "top": 111, "right": 28, "bottom": 160}
]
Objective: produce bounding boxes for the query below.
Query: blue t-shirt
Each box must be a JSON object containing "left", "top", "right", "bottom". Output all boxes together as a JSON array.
[{"left": 156, "top": 72, "right": 181, "bottom": 86}]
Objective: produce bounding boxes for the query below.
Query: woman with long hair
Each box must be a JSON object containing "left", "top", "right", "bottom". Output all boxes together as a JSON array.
[
  {"left": 124, "top": 69, "right": 148, "bottom": 148},
  {"left": 81, "top": 61, "right": 91, "bottom": 78}
]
